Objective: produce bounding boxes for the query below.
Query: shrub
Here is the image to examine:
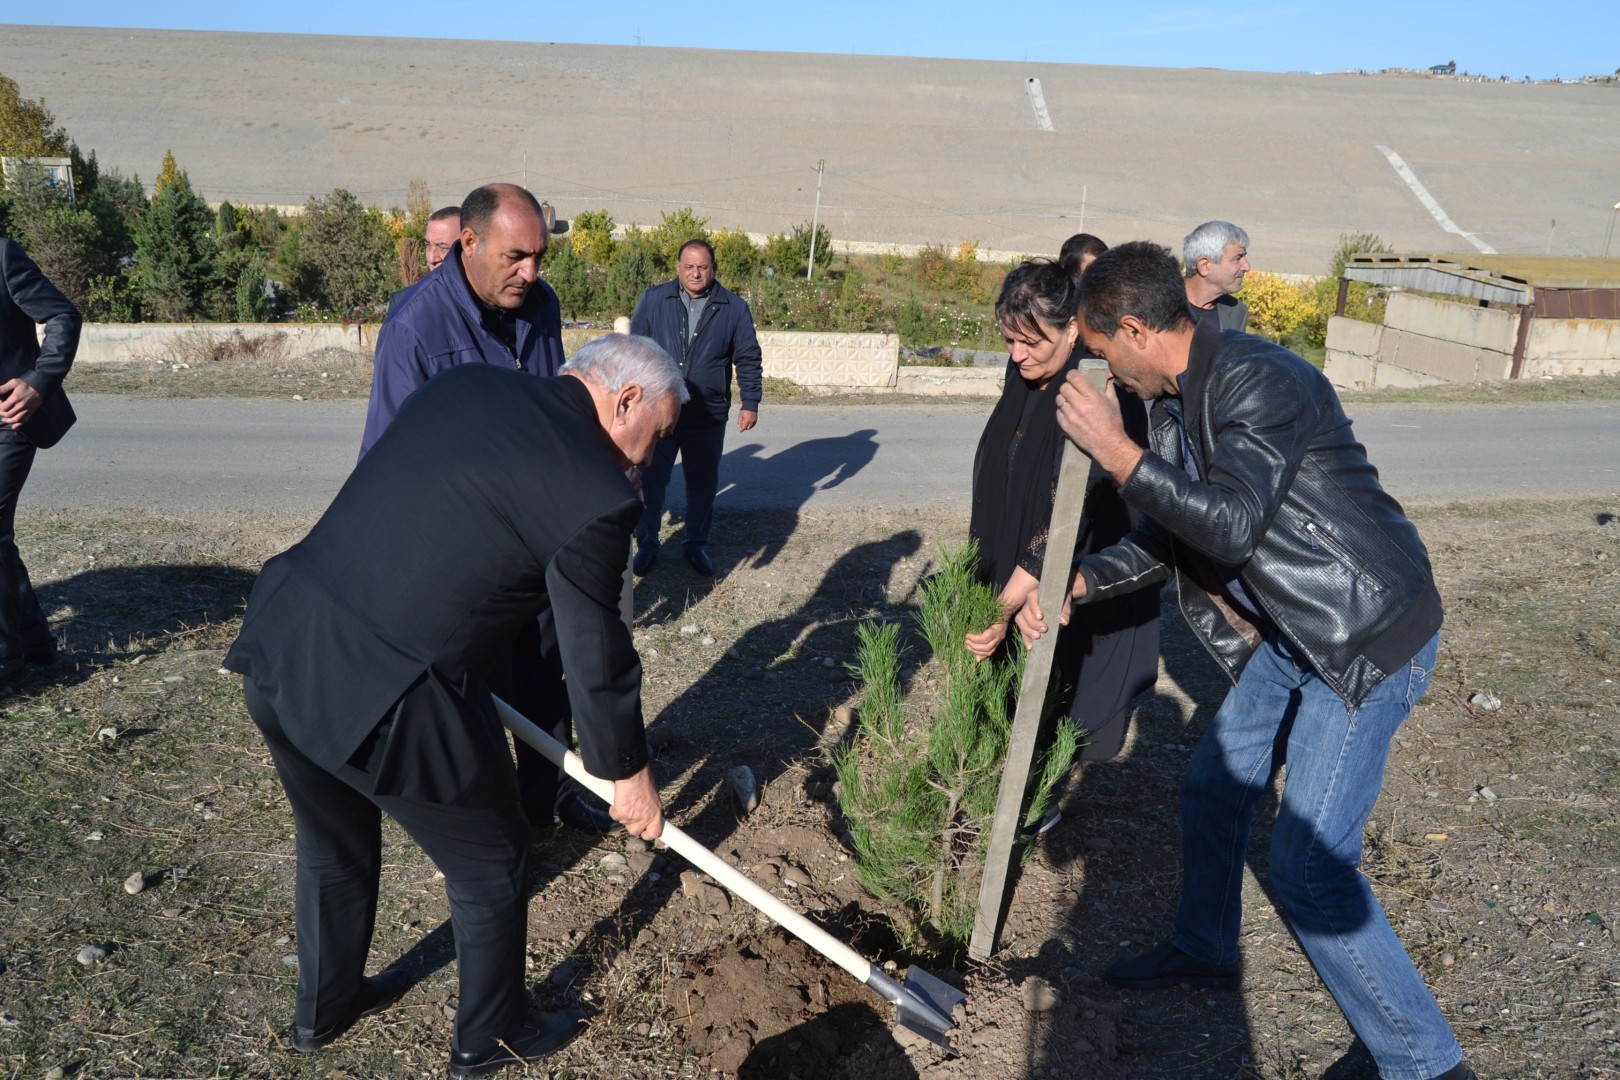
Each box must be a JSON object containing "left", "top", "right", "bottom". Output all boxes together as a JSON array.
[
  {"left": 833, "top": 541, "right": 1077, "bottom": 946},
  {"left": 1330, "top": 231, "right": 1394, "bottom": 278},
  {"left": 712, "top": 227, "right": 760, "bottom": 285},
  {"left": 1237, "top": 271, "right": 1319, "bottom": 342},
  {"left": 541, "top": 235, "right": 601, "bottom": 320},
  {"left": 647, "top": 207, "right": 709, "bottom": 274},
  {"left": 571, "top": 209, "right": 619, "bottom": 267},
  {"left": 606, "top": 232, "right": 660, "bottom": 316},
  {"left": 282, "top": 188, "right": 397, "bottom": 315},
  {"left": 763, "top": 222, "right": 832, "bottom": 279}
]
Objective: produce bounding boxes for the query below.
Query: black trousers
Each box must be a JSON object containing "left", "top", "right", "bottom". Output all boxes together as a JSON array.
[
  {"left": 245, "top": 679, "right": 531, "bottom": 1053},
  {"left": 0, "top": 430, "right": 51, "bottom": 664},
  {"left": 634, "top": 421, "right": 726, "bottom": 549},
  {"left": 491, "top": 612, "right": 571, "bottom": 825}
]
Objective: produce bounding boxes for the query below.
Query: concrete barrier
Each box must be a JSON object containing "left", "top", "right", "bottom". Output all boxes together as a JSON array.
[
  {"left": 73, "top": 323, "right": 375, "bottom": 365},
  {"left": 1385, "top": 293, "right": 1517, "bottom": 354},
  {"left": 1523, "top": 318, "right": 1620, "bottom": 377},
  {"left": 758, "top": 331, "right": 899, "bottom": 389}
]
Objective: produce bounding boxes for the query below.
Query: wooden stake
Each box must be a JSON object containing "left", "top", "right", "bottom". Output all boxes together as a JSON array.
[{"left": 969, "top": 362, "right": 1108, "bottom": 961}]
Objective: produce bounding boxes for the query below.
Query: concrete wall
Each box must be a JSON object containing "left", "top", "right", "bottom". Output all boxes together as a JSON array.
[
  {"left": 1325, "top": 292, "right": 1620, "bottom": 388},
  {"left": 1522, "top": 318, "right": 1620, "bottom": 377},
  {"left": 758, "top": 331, "right": 899, "bottom": 389},
  {"left": 72, "top": 323, "right": 374, "bottom": 365}
]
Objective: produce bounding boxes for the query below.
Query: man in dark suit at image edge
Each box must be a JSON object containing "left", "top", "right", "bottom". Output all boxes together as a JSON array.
[
  {"left": 0, "top": 237, "right": 79, "bottom": 686},
  {"left": 224, "top": 334, "right": 685, "bottom": 1077}
]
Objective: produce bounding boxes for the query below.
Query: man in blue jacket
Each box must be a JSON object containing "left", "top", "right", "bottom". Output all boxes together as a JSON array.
[
  {"left": 0, "top": 238, "right": 78, "bottom": 686},
  {"left": 360, "top": 184, "right": 564, "bottom": 457},
  {"left": 358, "top": 183, "right": 614, "bottom": 837},
  {"left": 629, "top": 238, "right": 763, "bottom": 577}
]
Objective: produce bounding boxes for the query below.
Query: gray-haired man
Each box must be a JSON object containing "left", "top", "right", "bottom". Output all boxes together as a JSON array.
[{"left": 1182, "top": 220, "right": 1250, "bottom": 332}]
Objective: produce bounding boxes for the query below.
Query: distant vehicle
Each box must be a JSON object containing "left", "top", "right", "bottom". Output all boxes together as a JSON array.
[{"left": 1429, "top": 61, "right": 1457, "bottom": 75}]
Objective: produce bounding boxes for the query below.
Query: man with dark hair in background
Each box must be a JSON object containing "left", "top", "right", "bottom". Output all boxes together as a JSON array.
[
  {"left": 629, "top": 237, "right": 762, "bottom": 577},
  {"left": 1058, "top": 232, "right": 1108, "bottom": 277},
  {"left": 1182, "top": 220, "right": 1250, "bottom": 332},
  {"left": 385, "top": 205, "right": 463, "bottom": 319},
  {"left": 423, "top": 205, "right": 461, "bottom": 273},
  {"left": 1019, "top": 240, "right": 1474, "bottom": 1080},
  {"left": 0, "top": 237, "right": 78, "bottom": 686},
  {"left": 360, "top": 182, "right": 614, "bottom": 835}
]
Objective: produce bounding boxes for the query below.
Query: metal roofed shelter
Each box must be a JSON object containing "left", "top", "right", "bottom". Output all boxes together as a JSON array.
[{"left": 1324, "top": 254, "right": 1620, "bottom": 389}]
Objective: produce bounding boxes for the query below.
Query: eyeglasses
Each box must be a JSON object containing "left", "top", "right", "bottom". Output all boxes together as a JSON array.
[{"left": 426, "top": 241, "right": 455, "bottom": 255}]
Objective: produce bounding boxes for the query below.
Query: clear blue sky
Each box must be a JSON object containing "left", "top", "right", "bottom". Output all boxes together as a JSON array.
[{"left": 10, "top": 3, "right": 1617, "bottom": 81}]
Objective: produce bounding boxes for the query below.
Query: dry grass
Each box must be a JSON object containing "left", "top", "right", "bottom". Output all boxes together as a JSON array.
[{"left": 0, "top": 497, "right": 1615, "bottom": 1078}]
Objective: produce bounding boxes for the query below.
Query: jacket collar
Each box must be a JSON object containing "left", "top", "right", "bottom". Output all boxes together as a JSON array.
[{"left": 1176, "top": 319, "right": 1224, "bottom": 409}]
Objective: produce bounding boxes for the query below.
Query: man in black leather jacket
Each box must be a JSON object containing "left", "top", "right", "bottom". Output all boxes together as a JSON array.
[{"left": 1018, "top": 242, "right": 1473, "bottom": 1080}]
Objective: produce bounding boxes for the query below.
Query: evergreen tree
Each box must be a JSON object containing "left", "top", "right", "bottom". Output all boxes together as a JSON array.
[{"left": 132, "top": 152, "right": 217, "bottom": 321}]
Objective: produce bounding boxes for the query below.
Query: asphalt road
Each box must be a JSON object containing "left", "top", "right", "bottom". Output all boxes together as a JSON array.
[{"left": 22, "top": 396, "right": 1619, "bottom": 523}]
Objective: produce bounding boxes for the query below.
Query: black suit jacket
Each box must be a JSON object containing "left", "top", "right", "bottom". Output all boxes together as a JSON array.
[
  {"left": 0, "top": 238, "right": 79, "bottom": 448},
  {"left": 225, "top": 366, "right": 647, "bottom": 793}
]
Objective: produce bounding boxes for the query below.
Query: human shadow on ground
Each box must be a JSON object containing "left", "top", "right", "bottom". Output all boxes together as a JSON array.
[
  {"left": 550, "top": 529, "right": 929, "bottom": 1066},
  {"left": 1028, "top": 590, "right": 1413, "bottom": 1076},
  {"left": 1015, "top": 601, "right": 1268, "bottom": 1077},
  {"left": 18, "top": 563, "right": 258, "bottom": 694}
]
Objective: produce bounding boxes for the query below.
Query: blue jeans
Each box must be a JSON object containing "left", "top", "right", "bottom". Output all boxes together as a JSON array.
[
  {"left": 1173, "top": 631, "right": 1461, "bottom": 1080},
  {"left": 634, "top": 422, "right": 726, "bottom": 550}
]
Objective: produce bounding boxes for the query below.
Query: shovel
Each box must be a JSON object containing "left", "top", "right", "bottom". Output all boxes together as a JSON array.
[{"left": 493, "top": 694, "right": 967, "bottom": 1056}]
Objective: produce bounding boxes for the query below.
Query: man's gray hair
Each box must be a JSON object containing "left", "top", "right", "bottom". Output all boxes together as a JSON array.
[
  {"left": 1182, "top": 221, "right": 1250, "bottom": 277},
  {"left": 561, "top": 333, "right": 690, "bottom": 407}
]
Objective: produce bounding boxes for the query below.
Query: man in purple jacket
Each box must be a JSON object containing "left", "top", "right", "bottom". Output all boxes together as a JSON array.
[
  {"left": 358, "top": 183, "right": 614, "bottom": 836},
  {"left": 360, "top": 184, "right": 564, "bottom": 456}
]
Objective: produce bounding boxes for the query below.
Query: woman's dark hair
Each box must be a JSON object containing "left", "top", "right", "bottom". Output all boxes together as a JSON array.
[
  {"left": 995, "top": 258, "right": 1078, "bottom": 341},
  {"left": 1058, "top": 233, "right": 1108, "bottom": 276}
]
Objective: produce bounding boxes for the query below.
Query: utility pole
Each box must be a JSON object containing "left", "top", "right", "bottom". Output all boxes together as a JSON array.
[
  {"left": 807, "top": 159, "right": 825, "bottom": 281},
  {"left": 1078, "top": 184, "right": 1087, "bottom": 234}
]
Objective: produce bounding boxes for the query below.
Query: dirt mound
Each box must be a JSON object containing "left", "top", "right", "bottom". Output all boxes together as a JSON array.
[{"left": 666, "top": 929, "right": 911, "bottom": 1076}]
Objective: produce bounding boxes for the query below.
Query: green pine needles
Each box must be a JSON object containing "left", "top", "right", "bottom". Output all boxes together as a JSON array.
[{"left": 833, "top": 541, "right": 1080, "bottom": 948}]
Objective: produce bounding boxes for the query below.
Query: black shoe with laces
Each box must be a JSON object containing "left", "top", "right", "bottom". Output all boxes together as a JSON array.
[
  {"left": 448, "top": 1009, "right": 588, "bottom": 1078},
  {"left": 554, "top": 789, "right": 619, "bottom": 834}
]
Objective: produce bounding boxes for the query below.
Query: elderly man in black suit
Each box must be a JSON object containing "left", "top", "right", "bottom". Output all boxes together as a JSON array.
[
  {"left": 0, "top": 238, "right": 79, "bottom": 686},
  {"left": 224, "top": 334, "right": 685, "bottom": 1077}
]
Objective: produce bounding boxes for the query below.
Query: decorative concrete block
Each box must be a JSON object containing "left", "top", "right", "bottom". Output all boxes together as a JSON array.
[{"left": 758, "top": 331, "right": 899, "bottom": 388}]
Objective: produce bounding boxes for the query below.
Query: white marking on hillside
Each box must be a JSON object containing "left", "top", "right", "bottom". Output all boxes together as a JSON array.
[
  {"left": 1376, "top": 145, "right": 1496, "bottom": 254},
  {"left": 1026, "top": 77, "right": 1055, "bottom": 132}
]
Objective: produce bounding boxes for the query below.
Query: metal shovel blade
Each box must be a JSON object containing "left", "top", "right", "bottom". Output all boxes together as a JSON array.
[{"left": 867, "top": 964, "right": 967, "bottom": 1056}]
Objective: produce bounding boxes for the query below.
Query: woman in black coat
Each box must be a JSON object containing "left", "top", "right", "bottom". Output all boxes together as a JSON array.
[{"left": 966, "top": 258, "right": 1159, "bottom": 760}]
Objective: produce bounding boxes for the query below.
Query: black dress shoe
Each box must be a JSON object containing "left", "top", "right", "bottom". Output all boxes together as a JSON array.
[
  {"left": 289, "top": 968, "right": 412, "bottom": 1051},
  {"left": 1429, "top": 1064, "right": 1478, "bottom": 1080},
  {"left": 554, "top": 789, "right": 619, "bottom": 834},
  {"left": 24, "top": 644, "right": 56, "bottom": 666},
  {"left": 632, "top": 540, "right": 658, "bottom": 576},
  {"left": 683, "top": 545, "right": 713, "bottom": 576},
  {"left": 1104, "top": 940, "right": 1240, "bottom": 990},
  {"left": 449, "top": 1009, "right": 588, "bottom": 1078}
]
